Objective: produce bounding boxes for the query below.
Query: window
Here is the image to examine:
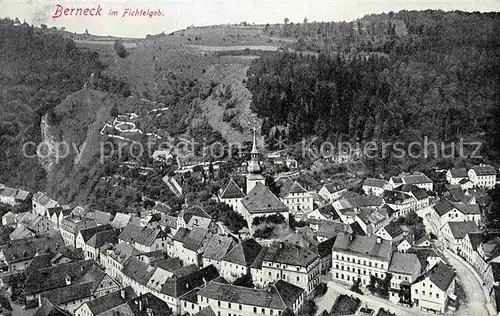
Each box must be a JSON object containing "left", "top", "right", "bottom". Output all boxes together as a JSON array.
[
  {"left": 239, "top": 305, "right": 242, "bottom": 310},
  {"left": 218, "top": 301, "right": 221, "bottom": 307},
  {"left": 254, "top": 307, "right": 257, "bottom": 313},
  {"left": 262, "top": 308, "right": 265, "bottom": 314},
  {"left": 429, "top": 292, "right": 432, "bottom": 297},
  {"left": 228, "top": 303, "right": 232, "bottom": 308},
  {"left": 436, "top": 293, "right": 439, "bottom": 298},
  {"left": 297, "top": 277, "right": 300, "bottom": 282},
  {"left": 415, "top": 289, "right": 418, "bottom": 294}
]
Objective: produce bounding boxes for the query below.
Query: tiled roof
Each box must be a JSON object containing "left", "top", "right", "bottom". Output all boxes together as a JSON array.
[
  {"left": 111, "top": 213, "right": 132, "bottom": 229},
  {"left": 407, "top": 247, "right": 439, "bottom": 272},
  {"left": 181, "top": 206, "right": 212, "bottom": 224},
  {"left": 34, "top": 298, "right": 71, "bottom": 316},
  {"left": 388, "top": 252, "right": 420, "bottom": 275},
  {"left": 172, "top": 264, "right": 199, "bottom": 278},
  {"left": 241, "top": 183, "right": 288, "bottom": 214},
  {"left": 471, "top": 165, "right": 496, "bottom": 176},
  {"left": 317, "top": 204, "right": 340, "bottom": 220},
  {"left": 333, "top": 233, "right": 392, "bottom": 261},
  {"left": 195, "top": 306, "right": 216, "bottom": 316},
  {"left": 317, "top": 237, "right": 336, "bottom": 257},
  {"left": 197, "top": 280, "right": 303, "bottom": 310},
  {"left": 123, "top": 257, "right": 156, "bottom": 286},
  {"left": 382, "top": 222, "right": 404, "bottom": 238},
  {"left": 108, "top": 242, "right": 140, "bottom": 264},
  {"left": 394, "top": 184, "right": 429, "bottom": 200},
  {"left": 363, "top": 178, "right": 388, "bottom": 188},
  {"left": 172, "top": 227, "right": 190, "bottom": 242},
  {"left": 203, "top": 235, "right": 235, "bottom": 261},
  {"left": 40, "top": 282, "right": 97, "bottom": 305},
  {"left": 87, "top": 229, "right": 118, "bottom": 248},
  {"left": 79, "top": 224, "right": 113, "bottom": 243},
  {"left": 118, "top": 224, "right": 166, "bottom": 246},
  {"left": 263, "top": 242, "right": 318, "bottom": 267},
  {"left": 341, "top": 191, "right": 385, "bottom": 208},
  {"left": 127, "top": 292, "right": 172, "bottom": 316},
  {"left": 323, "top": 182, "right": 347, "bottom": 194},
  {"left": 153, "top": 257, "right": 183, "bottom": 272},
  {"left": 3, "top": 233, "right": 63, "bottom": 264},
  {"left": 279, "top": 179, "right": 308, "bottom": 198},
  {"left": 449, "top": 168, "right": 468, "bottom": 178},
  {"left": 447, "top": 221, "right": 479, "bottom": 239},
  {"left": 401, "top": 172, "right": 433, "bottom": 184},
  {"left": 94, "top": 210, "right": 114, "bottom": 226},
  {"left": 183, "top": 227, "right": 211, "bottom": 251},
  {"left": 383, "top": 190, "right": 414, "bottom": 204},
  {"left": 220, "top": 179, "right": 245, "bottom": 199},
  {"left": 222, "top": 238, "right": 263, "bottom": 266},
  {"left": 160, "top": 265, "right": 219, "bottom": 298},
  {"left": 454, "top": 203, "right": 481, "bottom": 215},
  {"left": 86, "top": 286, "right": 137, "bottom": 315},
  {"left": 425, "top": 262, "right": 455, "bottom": 291},
  {"left": 357, "top": 208, "right": 386, "bottom": 226},
  {"left": 433, "top": 198, "right": 456, "bottom": 216},
  {"left": 33, "top": 192, "right": 60, "bottom": 208},
  {"left": 317, "top": 221, "right": 350, "bottom": 239},
  {"left": 25, "top": 259, "right": 103, "bottom": 295}
]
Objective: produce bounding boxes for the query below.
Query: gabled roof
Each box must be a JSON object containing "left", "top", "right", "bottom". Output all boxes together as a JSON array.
[
  {"left": 394, "top": 184, "right": 429, "bottom": 200},
  {"left": 446, "top": 221, "right": 479, "bottom": 239},
  {"left": 85, "top": 286, "right": 137, "bottom": 315},
  {"left": 448, "top": 168, "right": 468, "bottom": 178},
  {"left": 316, "top": 204, "right": 340, "bottom": 220},
  {"left": 183, "top": 227, "right": 211, "bottom": 251},
  {"left": 383, "top": 190, "right": 414, "bottom": 205},
  {"left": 220, "top": 179, "right": 245, "bottom": 199},
  {"left": 197, "top": 280, "right": 303, "bottom": 310},
  {"left": 471, "top": 165, "right": 496, "bottom": 176},
  {"left": 263, "top": 242, "right": 318, "bottom": 267},
  {"left": 241, "top": 183, "right": 288, "bottom": 214},
  {"left": 433, "top": 198, "right": 456, "bottom": 216},
  {"left": 195, "top": 306, "right": 216, "bottom": 316},
  {"left": 40, "top": 282, "right": 99, "bottom": 305},
  {"left": 222, "top": 238, "right": 263, "bottom": 266},
  {"left": 491, "top": 262, "right": 500, "bottom": 283},
  {"left": 153, "top": 257, "right": 183, "bottom": 272},
  {"left": 127, "top": 292, "right": 172, "bottom": 316},
  {"left": 407, "top": 247, "right": 440, "bottom": 272},
  {"left": 357, "top": 208, "right": 387, "bottom": 226},
  {"left": 32, "top": 192, "right": 60, "bottom": 209},
  {"left": 454, "top": 203, "right": 481, "bottom": 215},
  {"left": 87, "top": 229, "right": 118, "bottom": 248},
  {"left": 160, "top": 265, "right": 219, "bottom": 298},
  {"left": 181, "top": 206, "right": 212, "bottom": 224},
  {"left": 317, "top": 237, "right": 336, "bottom": 257},
  {"left": 279, "top": 179, "right": 308, "bottom": 198},
  {"left": 388, "top": 252, "right": 420, "bottom": 275},
  {"left": 34, "top": 298, "right": 71, "bottom": 316},
  {"left": 118, "top": 224, "right": 165, "bottom": 247},
  {"left": 322, "top": 182, "right": 347, "bottom": 194},
  {"left": 203, "top": 235, "right": 235, "bottom": 261},
  {"left": 421, "top": 262, "right": 455, "bottom": 291},
  {"left": 123, "top": 256, "right": 156, "bottom": 286},
  {"left": 79, "top": 224, "right": 113, "bottom": 243},
  {"left": 401, "top": 172, "right": 433, "bottom": 185},
  {"left": 172, "top": 227, "right": 190, "bottom": 242},
  {"left": 363, "top": 178, "right": 388, "bottom": 188},
  {"left": 341, "top": 191, "right": 385, "bottom": 208},
  {"left": 111, "top": 213, "right": 132, "bottom": 229},
  {"left": 94, "top": 210, "right": 114, "bottom": 226},
  {"left": 381, "top": 221, "right": 404, "bottom": 238},
  {"left": 333, "top": 233, "right": 392, "bottom": 261},
  {"left": 3, "top": 233, "right": 64, "bottom": 264},
  {"left": 445, "top": 184, "right": 465, "bottom": 202}
]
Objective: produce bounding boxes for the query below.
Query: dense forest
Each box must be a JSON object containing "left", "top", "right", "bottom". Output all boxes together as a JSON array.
[
  {"left": 0, "top": 18, "right": 129, "bottom": 191},
  {"left": 249, "top": 11, "right": 500, "bottom": 160}
]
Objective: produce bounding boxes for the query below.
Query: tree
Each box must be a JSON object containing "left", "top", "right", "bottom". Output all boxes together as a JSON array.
[
  {"left": 114, "top": 39, "right": 128, "bottom": 58},
  {"left": 284, "top": 17, "right": 289, "bottom": 25},
  {"left": 303, "top": 17, "right": 308, "bottom": 24},
  {"left": 299, "top": 300, "right": 317, "bottom": 316},
  {"left": 233, "top": 273, "right": 254, "bottom": 288},
  {"left": 110, "top": 106, "right": 119, "bottom": 117},
  {"left": 85, "top": 28, "right": 89, "bottom": 34}
]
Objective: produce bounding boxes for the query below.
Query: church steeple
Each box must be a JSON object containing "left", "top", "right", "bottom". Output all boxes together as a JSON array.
[
  {"left": 246, "top": 126, "right": 265, "bottom": 194},
  {"left": 247, "top": 127, "right": 261, "bottom": 174}
]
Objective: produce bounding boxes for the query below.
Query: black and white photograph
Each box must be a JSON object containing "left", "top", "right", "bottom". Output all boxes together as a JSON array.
[{"left": 0, "top": 0, "right": 499, "bottom": 315}]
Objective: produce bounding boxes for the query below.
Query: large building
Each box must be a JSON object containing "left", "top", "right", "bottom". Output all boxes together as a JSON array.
[
  {"left": 331, "top": 233, "right": 393, "bottom": 287},
  {"left": 278, "top": 178, "right": 313, "bottom": 218},
  {"left": 468, "top": 165, "right": 497, "bottom": 189},
  {"left": 411, "top": 262, "right": 456, "bottom": 313}
]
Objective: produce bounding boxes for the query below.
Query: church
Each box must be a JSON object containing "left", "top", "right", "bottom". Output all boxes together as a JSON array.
[{"left": 219, "top": 130, "right": 289, "bottom": 232}]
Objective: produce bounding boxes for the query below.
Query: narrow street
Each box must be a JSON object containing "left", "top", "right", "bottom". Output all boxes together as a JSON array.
[
  {"left": 315, "top": 276, "right": 434, "bottom": 316},
  {"left": 442, "top": 249, "right": 495, "bottom": 316}
]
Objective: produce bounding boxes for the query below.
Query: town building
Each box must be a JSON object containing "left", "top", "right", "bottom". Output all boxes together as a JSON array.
[
  {"left": 318, "top": 182, "right": 347, "bottom": 202},
  {"left": 278, "top": 178, "right": 313, "bottom": 218},
  {"left": 219, "top": 238, "right": 264, "bottom": 282},
  {"left": 201, "top": 235, "right": 236, "bottom": 270},
  {"left": 411, "top": 262, "right": 456, "bottom": 313},
  {"left": 218, "top": 179, "right": 245, "bottom": 214},
  {"left": 32, "top": 192, "right": 61, "bottom": 217},
  {"left": 388, "top": 252, "right": 421, "bottom": 303},
  {"left": 440, "top": 221, "right": 479, "bottom": 254},
  {"left": 60, "top": 216, "right": 97, "bottom": 248},
  {"left": 362, "top": 178, "right": 391, "bottom": 196},
  {"left": 446, "top": 168, "right": 468, "bottom": 185},
  {"left": 468, "top": 164, "right": 497, "bottom": 189},
  {"left": 331, "top": 233, "right": 393, "bottom": 287}
]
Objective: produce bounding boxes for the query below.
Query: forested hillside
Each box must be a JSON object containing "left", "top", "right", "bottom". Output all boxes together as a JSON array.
[
  {"left": 0, "top": 19, "right": 128, "bottom": 192},
  {"left": 249, "top": 11, "right": 500, "bottom": 152}
]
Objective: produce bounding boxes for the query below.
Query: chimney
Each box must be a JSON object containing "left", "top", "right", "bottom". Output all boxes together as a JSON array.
[
  {"left": 138, "top": 299, "right": 143, "bottom": 311},
  {"left": 203, "top": 277, "right": 207, "bottom": 286},
  {"left": 120, "top": 288, "right": 126, "bottom": 300},
  {"left": 376, "top": 237, "right": 381, "bottom": 244}
]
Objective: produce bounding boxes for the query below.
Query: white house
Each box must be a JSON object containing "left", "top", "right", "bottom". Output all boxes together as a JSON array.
[
  {"left": 446, "top": 168, "right": 468, "bottom": 185},
  {"left": 411, "top": 262, "right": 456, "bottom": 313},
  {"left": 362, "top": 178, "right": 391, "bottom": 196},
  {"left": 468, "top": 165, "right": 496, "bottom": 189}
]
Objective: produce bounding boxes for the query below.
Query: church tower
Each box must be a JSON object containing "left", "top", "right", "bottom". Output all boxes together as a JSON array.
[{"left": 246, "top": 128, "right": 265, "bottom": 193}]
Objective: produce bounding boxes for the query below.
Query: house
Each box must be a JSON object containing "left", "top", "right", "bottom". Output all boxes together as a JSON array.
[
  {"left": 201, "top": 235, "right": 236, "bottom": 270},
  {"left": 388, "top": 252, "right": 421, "bottom": 304},
  {"left": 93, "top": 210, "right": 114, "bottom": 226},
  {"left": 219, "top": 238, "right": 264, "bottom": 282},
  {"left": 32, "top": 192, "right": 61, "bottom": 217},
  {"left": 331, "top": 233, "right": 393, "bottom": 287},
  {"left": 25, "top": 259, "right": 120, "bottom": 313},
  {"left": 383, "top": 190, "right": 416, "bottom": 217},
  {"left": 9, "top": 225, "right": 35, "bottom": 240},
  {"left": 430, "top": 198, "right": 480, "bottom": 234},
  {"left": 411, "top": 262, "right": 456, "bottom": 313},
  {"left": 440, "top": 221, "right": 479, "bottom": 254},
  {"left": 0, "top": 233, "right": 64, "bottom": 272},
  {"left": 118, "top": 224, "right": 168, "bottom": 253},
  {"left": 460, "top": 231, "right": 500, "bottom": 269},
  {"left": 459, "top": 178, "right": 474, "bottom": 191},
  {"left": 60, "top": 216, "right": 97, "bottom": 247},
  {"left": 34, "top": 298, "right": 71, "bottom": 316},
  {"left": 197, "top": 280, "right": 305, "bottom": 316},
  {"left": 74, "top": 286, "right": 137, "bottom": 316},
  {"left": 239, "top": 183, "right": 289, "bottom": 232},
  {"left": 446, "top": 168, "right": 468, "bottom": 185},
  {"left": 318, "top": 182, "right": 347, "bottom": 202},
  {"left": 111, "top": 213, "right": 132, "bottom": 229},
  {"left": 159, "top": 265, "right": 220, "bottom": 314},
  {"left": 76, "top": 225, "right": 114, "bottom": 252},
  {"left": 316, "top": 221, "right": 350, "bottom": 242},
  {"left": 218, "top": 179, "right": 245, "bottom": 214},
  {"left": 172, "top": 227, "right": 212, "bottom": 266},
  {"left": 393, "top": 184, "right": 430, "bottom": 210},
  {"left": 468, "top": 164, "right": 496, "bottom": 189},
  {"left": 354, "top": 207, "right": 388, "bottom": 236},
  {"left": 407, "top": 247, "right": 443, "bottom": 273},
  {"left": 46, "top": 208, "right": 72, "bottom": 229},
  {"left": 375, "top": 221, "right": 409, "bottom": 244},
  {"left": 390, "top": 172, "right": 433, "bottom": 191},
  {"left": 396, "top": 237, "right": 414, "bottom": 253},
  {"left": 362, "top": 178, "right": 391, "bottom": 196},
  {"left": 253, "top": 242, "right": 320, "bottom": 294},
  {"left": 317, "top": 237, "right": 336, "bottom": 274},
  {"left": 278, "top": 178, "right": 313, "bottom": 218},
  {"left": 101, "top": 243, "right": 141, "bottom": 281},
  {"left": 2, "top": 211, "right": 15, "bottom": 226},
  {"left": 14, "top": 212, "right": 54, "bottom": 235},
  {"left": 177, "top": 206, "right": 213, "bottom": 231},
  {"left": 0, "top": 185, "right": 31, "bottom": 206},
  {"left": 306, "top": 204, "right": 340, "bottom": 231},
  {"left": 414, "top": 236, "right": 432, "bottom": 248},
  {"left": 84, "top": 229, "right": 119, "bottom": 261}
]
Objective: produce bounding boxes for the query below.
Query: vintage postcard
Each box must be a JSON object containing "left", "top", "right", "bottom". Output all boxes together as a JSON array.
[{"left": 0, "top": 1, "right": 499, "bottom": 315}]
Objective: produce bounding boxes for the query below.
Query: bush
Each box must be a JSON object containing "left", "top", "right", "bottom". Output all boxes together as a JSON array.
[
  {"left": 299, "top": 300, "right": 317, "bottom": 316},
  {"left": 315, "top": 283, "right": 328, "bottom": 297},
  {"left": 114, "top": 40, "right": 128, "bottom": 58}
]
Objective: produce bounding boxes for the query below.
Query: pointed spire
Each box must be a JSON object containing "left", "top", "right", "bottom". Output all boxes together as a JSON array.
[{"left": 251, "top": 125, "right": 259, "bottom": 154}]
